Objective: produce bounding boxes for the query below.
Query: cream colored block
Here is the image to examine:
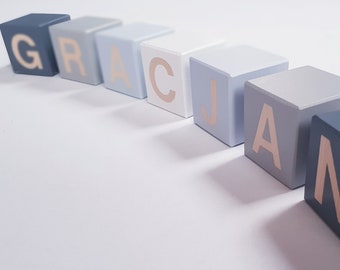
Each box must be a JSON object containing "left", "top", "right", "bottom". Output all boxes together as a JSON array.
[{"left": 141, "top": 32, "right": 224, "bottom": 118}]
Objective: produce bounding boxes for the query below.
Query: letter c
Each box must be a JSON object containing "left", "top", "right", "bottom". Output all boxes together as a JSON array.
[{"left": 149, "top": 57, "right": 176, "bottom": 103}]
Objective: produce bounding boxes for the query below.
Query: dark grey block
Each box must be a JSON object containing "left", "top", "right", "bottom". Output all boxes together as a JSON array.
[{"left": 244, "top": 66, "right": 340, "bottom": 189}]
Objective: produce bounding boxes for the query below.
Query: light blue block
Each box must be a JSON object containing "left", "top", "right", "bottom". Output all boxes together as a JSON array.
[
  {"left": 190, "top": 45, "right": 288, "bottom": 147},
  {"left": 49, "top": 16, "right": 122, "bottom": 85},
  {"left": 95, "top": 23, "right": 173, "bottom": 98}
]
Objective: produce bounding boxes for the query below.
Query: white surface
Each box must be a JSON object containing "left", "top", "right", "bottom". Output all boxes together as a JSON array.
[
  {"left": 190, "top": 45, "right": 288, "bottom": 77},
  {"left": 140, "top": 32, "right": 225, "bottom": 55},
  {"left": 248, "top": 66, "right": 340, "bottom": 110},
  {"left": 1, "top": 1, "right": 340, "bottom": 270}
]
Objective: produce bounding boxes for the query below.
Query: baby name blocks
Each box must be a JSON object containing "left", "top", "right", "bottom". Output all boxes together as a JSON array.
[
  {"left": 305, "top": 112, "right": 340, "bottom": 238},
  {"left": 49, "top": 16, "right": 122, "bottom": 85},
  {"left": 95, "top": 23, "right": 173, "bottom": 99},
  {"left": 244, "top": 66, "right": 340, "bottom": 189},
  {"left": 0, "top": 13, "right": 70, "bottom": 76},
  {"left": 141, "top": 33, "right": 224, "bottom": 117},
  {"left": 190, "top": 45, "right": 288, "bottom": 147}
]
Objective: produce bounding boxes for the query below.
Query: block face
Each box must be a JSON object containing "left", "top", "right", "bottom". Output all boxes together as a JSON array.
[
  {"left": 49, "top": 16, "right": 122, "bottom": 85},
  {"left": 140, "top": 32, "right": 224, "bottom": 118},
  {"left": 141, "top": 45, "right": 187, "bottom": 117},
  {"left": 245, "top": 86, "right": 299, "bottom": 185},
  {"left": 95, "top": 23, "right": 173, "bottom": 99},
  {"left": 190, "top": 45, "right": 288, "bottom": 146},
  {"left": 190, "top": 58, "right": 230, "bottom": 143},
  {"left": 0, "top": 13, "right": 70, "bottom": 76},
  {"left": 305, "top": 113, "right": 340, "bottom": 238},
  {"left": 244, "top": 66, "right": 340, "bottom": 189}
]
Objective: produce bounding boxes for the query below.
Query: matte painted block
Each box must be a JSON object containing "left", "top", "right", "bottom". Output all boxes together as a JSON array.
[
  {"left": 244, "top": 66, "right": 340, "bottom": 189},
  {"left": 190, "top": 45, "right": 288, "bottom": 147},
  {"left": 49, "top": 16, "right": 122, "bottom": 85},
  {"left": 140, "top": 32, "right": 224, "bottom": 118},
  {"left": 305, "top": 112, "right": 340, "bottom": 238},
  {"left": 95, "top": 23, "right": 173, "bottom": 99},
  {"left": 0, "top": 13, "right": 70, "bottom": 76}
]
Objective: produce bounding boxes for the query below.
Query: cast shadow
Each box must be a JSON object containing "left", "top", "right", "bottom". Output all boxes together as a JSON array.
[
  {"left": 207, "top": 155, "right": 289, "bottom": 204},
  {"left": 0, "top": 65, "right": 32, "bottom": 85},
  {"left": 64, "top": 85, "right": 140, "bottom": 109},
  {"left": 265, "top": 201, "right": 340, "bottom": 270},
  {"left": 112, "top": 101, "right": 183, "bottom": 128},
  {"left": 157, "top": 122, "right": 228, "bottom": 159},
  {"left": 0, "top": 66, "right": 86, "bottom": 95}
]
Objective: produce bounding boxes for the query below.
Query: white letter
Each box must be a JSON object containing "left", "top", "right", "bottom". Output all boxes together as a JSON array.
[
  {"left": 252, "top": 103, "right": 281, "bottom": 170},
  {"left": 11, "top": 34, "right": 43, "bottom": 69}
]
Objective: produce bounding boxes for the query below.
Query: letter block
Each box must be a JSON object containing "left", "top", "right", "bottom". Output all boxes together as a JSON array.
[
  {"left": 305, "top": 112, "right": 340, "bottom": 238},
  {"left": 95, "top": 23, "right": 173, "bottom": 99},
  {"left": 140, "top": 33, "right": 224, "bottom": 117},
  {"left": 190, "top": 45, "right": 288, "bottom": 147},
  {"left": 0, "top": 13, "right": 70, "bottom": 76},
  {"left": 244, "top": 66, "right": 340, "bottom": 189},
  {"left": 49, "top": 16, "right": 122, "bottom": 85}
]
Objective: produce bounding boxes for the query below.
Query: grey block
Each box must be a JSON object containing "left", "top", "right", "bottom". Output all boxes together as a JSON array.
[
  {"left": 49, "top": 16, "right": 122, "bottom": 85},
  {"left": 244, "top": 66, "right": 340, "bottom": 189}
]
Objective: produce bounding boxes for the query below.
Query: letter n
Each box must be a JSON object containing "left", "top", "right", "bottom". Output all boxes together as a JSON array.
[{"left": 314, "top": 135, "right": 340, "bottom": 223}]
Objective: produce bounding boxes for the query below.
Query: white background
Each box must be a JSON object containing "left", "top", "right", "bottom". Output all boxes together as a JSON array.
[{"left": 1, "top": 1, "right": 340, "bottom": 269}]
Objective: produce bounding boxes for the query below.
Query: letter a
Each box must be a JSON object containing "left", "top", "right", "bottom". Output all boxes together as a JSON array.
[
  {"left": 252, "top": 103, "right": 282, "bottom": 170},
  {"left": 149, "top": 57, "right": 175, "bottom": 103},
  {"left": 314, "top": 135, "right": 340, "bottom": 223},
  {"left": 58, "top": 37, "right": 86, "bottom": 76},
  {"left": 110, "top": 46, "right": 132, "bottom": 88},
  {"left": 201, "top": 80, "right": 217, "bottom": 125}
]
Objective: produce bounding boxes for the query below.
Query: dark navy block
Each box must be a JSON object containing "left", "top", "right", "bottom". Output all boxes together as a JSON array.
[
  {"left": 305, "top": 111, "right": 340, "bottom": 238},
  {"left": 0, "top": 13, "right": 70, "bottom": 76}
]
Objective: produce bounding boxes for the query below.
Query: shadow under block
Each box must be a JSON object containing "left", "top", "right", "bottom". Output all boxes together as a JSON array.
[
  {"left": 95, "top": 23, "right": 174, "bottom": 99},
  {"left": 140, "top": 32, "right": 224, "bottom": 118},
  {"left": 49, "top": 16, "right": 122, "bottom": 85},
  {"left": 305, "top": 112, "right": 340, "bottom": 238},
  {"left": 0, "top": 13, "right": 70, "bottom": 76},
  {"left": 244, "top": 66, "right": 340, "bottom": 189},
  {"left": 190, "top": 45, "right": 288, "bottom": 147}
]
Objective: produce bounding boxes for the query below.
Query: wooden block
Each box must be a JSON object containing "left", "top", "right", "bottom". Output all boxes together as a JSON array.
[
  {"left": 244, "top": 66, "right": 340, "bottom": 189},
  {"left": 95, "top": 23, "right": 173, "bottom": 99},
  {"left": 0, "top": 13, "right": 70, "bottom": 76},
  {"left": 140, "top": 32, "right": 224, "bottom": 118},
  {"left": 190, "top": 45, "right": 288, "bottom": 147},
  {"left": 305, "top": 111, "right": 340, "bottom": 238},
  {"left": 49, "top": 16, "right": 122, "bottom": 85}
]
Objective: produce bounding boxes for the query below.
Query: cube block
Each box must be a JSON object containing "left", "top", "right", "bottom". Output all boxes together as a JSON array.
[
  {"left": 49, "top": 16, "right": 122, "bottom": 85},
  {"left": 0, "top": 13, "right": 70, "bottom": 76},
  {"left": 305, "top": 112, "right": 340, "bottom": 238},
  {"left": 190, "top": 45, "right": 288, "bottom": 147},
  {"left": 141, "top": 32, "right": 224, "bottom": 118},
  {"left": 95, "top": 22, "right": 173, "bottom": 99},
  {"left": 244, "top": 66, "right": 340, "bottom": 189}
]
